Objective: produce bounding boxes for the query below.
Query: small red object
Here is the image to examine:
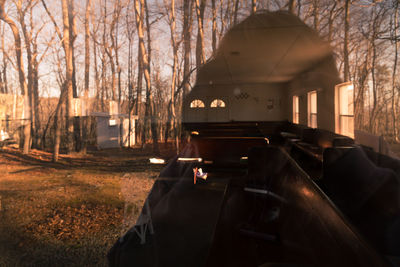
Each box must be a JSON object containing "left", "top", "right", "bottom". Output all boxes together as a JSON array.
[{"left": 193, "top": 167, "right": 197, "bottom": 184}]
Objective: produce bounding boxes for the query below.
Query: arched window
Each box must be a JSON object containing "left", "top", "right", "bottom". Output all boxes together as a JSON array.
[
  {"left": 190, "top": 99, "right": 205, "bottom": 108},
  {"left": 210, "top": 99, "right": 226, "bottom": 108}
]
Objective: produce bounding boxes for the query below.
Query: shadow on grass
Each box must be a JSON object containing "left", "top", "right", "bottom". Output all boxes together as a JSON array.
[
  {"left": 1, "top": 147, "right": 167, "bottom": 174},
  {"left": 0, "top": 145, "right": 162, "bottom": 266},
  {"left": 0, "top": 220, "right": 116, "bottom": 267},
  {"left": 0, "top": 182, "right": 125, "bottom": 266}
]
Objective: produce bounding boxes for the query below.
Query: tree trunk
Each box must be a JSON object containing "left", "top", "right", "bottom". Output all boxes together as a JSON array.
[
  {"left": 52, "top": 106, "right": 62, "bottom": 162},
  {"left": 17, "top": 0, "right": 36, "bottom": 149},
  {"left": 0, "top": 0, "right": 31, "bottom": 154},
  {"left": 369, "top": 35, "right": 377, "bottom": 133},
  {"left": 313, "top": 0, "right": 319, "bottom": 32},
  {"left": 134, "top": 0, "right": 158, "bottom": 153},
  {"left": 392, "top": 2, "right": 399, "bottom": 142},
  {"left": 93, "top": 33, "right": 100, "bottom": 108},
  {"left": 343, "top": 0, "right": 350, "bottom": 82},
  {"left": 52, "top": 84, "right": 68, "bottom": 162},
  {"left": 165, "top": 0, "right": 179, "bottom": 146},
  {"left": 144, "top": 0, "right": 159, "bottom": 154},
  {"left": 134, "top": 0, "right": 144, "bottom": 145},
  {"left": 212, "top": 0, "right": 217, "bottom": 54},
  {"left": 233, "top": 0, "right": 240, "bottom": 25},
  {"left": 32, "top": 41, "right": 40, "bottom": 148},
  {"left": 128, "top": 43, "right": 134, "bottom": 148},
  {"left": 195, "top": 0, "right": 206, "bottom": 76},
  {"left": 327, "top": 2, "right": 337, "bottom": 44},
  {"left": 252, "top": 0, "right": 256, "bottom": 14},
  {"left": 1, "top": 23, "right": 7, "bottom": 94},
  {"left": 182, "top": 0, "right": 193, "bottom": 98},
  {"left": 68, "top": 0, "right": 81, "bottom": 152},
  {"left": 0, "top": 61, "right": 3, "bottom": 93},
  {"left": 83, "top": 0, "right": 91, "bottom": 153},
  {"left": 288, "top": 0, "right": 295, "bottom": 14},
  {"left": 61, "top": 0, "right": 75, "bottom": 154}
]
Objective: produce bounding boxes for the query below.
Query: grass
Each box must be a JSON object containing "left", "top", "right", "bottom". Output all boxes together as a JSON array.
[{"left": 0, "top": 145, "right": 171, "bottom": 267}]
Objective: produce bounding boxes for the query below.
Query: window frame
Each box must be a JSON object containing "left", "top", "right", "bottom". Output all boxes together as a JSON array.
[
  {"left": 307, "top": 90, "right": 317, "bottom": 128},
  {"left": 335, "top": 82, "right": 354, "bottom": 138},
  {"left": 293, "top": 95, "right": 299, "bottom": 124}
]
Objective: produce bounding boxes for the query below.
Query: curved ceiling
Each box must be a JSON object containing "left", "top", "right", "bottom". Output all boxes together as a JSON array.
[{"left": 196, "top": 11, "right": 334, "bottom": 85}]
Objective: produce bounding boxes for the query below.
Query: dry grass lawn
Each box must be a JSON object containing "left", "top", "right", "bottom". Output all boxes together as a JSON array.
[{"left": 0, "top": 145, "right": 172, "bottom": 267}]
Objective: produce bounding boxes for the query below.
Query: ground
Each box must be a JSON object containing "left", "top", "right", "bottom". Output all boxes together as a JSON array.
[
  {"left": 1, "top": 141, "right": 399, "bottom": 267},
  {"left": 0, "top": 145, "right": 175, "bottom": 267}
]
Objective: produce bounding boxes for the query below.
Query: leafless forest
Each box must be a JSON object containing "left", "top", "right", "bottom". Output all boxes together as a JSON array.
[{"left": 0, "top": 0, "right": 399, "bottom": 159}]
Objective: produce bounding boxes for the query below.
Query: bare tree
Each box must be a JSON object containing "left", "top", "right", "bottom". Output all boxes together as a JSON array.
[
  {"left": 0, "top": 23, "right": 8, "bottom": 94},
  {"left": 195, "top": 0, "right": 206, "bottom": 75},
  {"left": 343, "top": 0, "right": 350, "bottom": 81},
  {"left": 391, "top": 0, "right": 399, "bottom": 142},
  {"left": 233, "top": 0, "right": 240, "bottom": 25},
  {"left": 82, "top": 0, "right": 91, "bottom": 153},
  {"left": 326, "top": 1, "right": 339, "bottom": 43},
  {"left": 16, "top": 0, "right": 45, "bottom": 149},
  {"left": 63, "top": 0, "right": 75, "bottom": 154},
  {"left": 312, "top": 0, "right": 319, "bottom": 32},
  {"left": 126, "top": 0, "right": 136, "bottom": 147},
  {"left": 0, "top": 0, "right": 31, "bottom": 154},
  {"left": 134, "top": 0, "right": 158, "bottom": 152},
  {"left": 182, "top": 0, "right": 193, "bottom": 98},
  {"left": 164, "top": 0, "right": 180, "bottom": 146},
  {"left": 41, "top": 0, "right": 75, "bottom": 158},
  {"left": 211, "top": 0, "right": 217, "bottom": 54},
  {"left": 104, "top": 0, "right": 119, "bottom": 102}
]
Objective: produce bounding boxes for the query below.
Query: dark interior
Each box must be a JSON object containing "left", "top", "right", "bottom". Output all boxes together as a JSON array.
[{"left": 109, "top": 121, "right": 400, "bottom": 267}]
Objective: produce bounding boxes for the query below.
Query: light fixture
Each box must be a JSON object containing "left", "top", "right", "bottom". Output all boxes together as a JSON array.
[
  {"left": 178, "top": 157, "right": 203, "bottom": 162},
  {"left": 149, "top": 158, "right": 165, "bottom": 164}
]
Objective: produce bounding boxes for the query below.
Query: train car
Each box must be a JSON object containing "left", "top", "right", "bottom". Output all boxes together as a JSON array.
[
  {"left": 183, "top": 10, "right": 339, "bottom": 130},
  {"left": 109, "top": 11, "right": 400, "bottom": 267}
]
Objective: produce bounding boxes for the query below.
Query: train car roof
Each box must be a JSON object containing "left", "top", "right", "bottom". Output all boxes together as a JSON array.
[{"left": 196, "top": 10, "right": 334, "bottom": 86}]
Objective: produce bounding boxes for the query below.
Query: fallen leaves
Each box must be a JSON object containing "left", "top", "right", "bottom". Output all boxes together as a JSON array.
[
  {"left": 0, "top": 145, "right": 165, "bottom": 265},
  {"left": 26, "top": 204, "right": 123, "bottom": 242}
]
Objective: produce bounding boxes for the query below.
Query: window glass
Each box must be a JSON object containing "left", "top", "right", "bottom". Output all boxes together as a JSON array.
[
  {"left": 336, "top": 83, "right": 354, "bottom": 137},
  {"left": 210, "top": 99, "right": 226, "bottom": 108},
  {"left": 308, "top": 91, "right": 317, "bottom": 128},
  {"left": 190, "top": 99, "right": 205, "bottom": 108},
  {"left": 293, "top": 95, "right": 299, "bottom": 124}
]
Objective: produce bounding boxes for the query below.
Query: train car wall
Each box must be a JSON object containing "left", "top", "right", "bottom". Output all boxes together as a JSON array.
[
  {"left": 288, "top": 56, "right": 341, "bottom": 132},
  {"left": 184, "top": 83, "right": 288, "bottom": 123}
]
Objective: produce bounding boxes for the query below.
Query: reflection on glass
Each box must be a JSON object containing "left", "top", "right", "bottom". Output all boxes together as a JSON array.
[
  {"left": 337, "top": 83, "right": 354, "bottom": 138},
  {"left": 307, "top": 91, "right": 317, "bottom": 128},
  {"left": 210, "top": 99, "right": 226, "bottom": 108},
  {"left": 190, "top": 99, "right": 205, "bottom": 108},
  {"left": 293, "top": 95, "right": 299, "bottom": 124}
]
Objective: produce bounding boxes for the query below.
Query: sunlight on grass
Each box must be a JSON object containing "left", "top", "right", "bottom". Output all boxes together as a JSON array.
[{"left": 0, "top": 148, "right": 159, "bottom": 266}]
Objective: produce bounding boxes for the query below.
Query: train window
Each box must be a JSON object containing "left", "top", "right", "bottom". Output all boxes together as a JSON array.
[
  {"left": 210, "top": 99, "right": 226, "bottom": 108},
  {"left": 335, "top": 82, "right": 354, "bottom": 137},
  {"left": 293, "top": 95, "right": 299, "bottom": 124},
  {"left": 190, "top": 99, "right": 205, "bottom": 108},
  {"left": 307, "top": 91, "right": 317, "bottom": 128}
]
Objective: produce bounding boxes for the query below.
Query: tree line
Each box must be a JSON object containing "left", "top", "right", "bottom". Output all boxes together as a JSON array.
[{"left": 0, "top": 0, "right": 399, "bottom": 161}]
